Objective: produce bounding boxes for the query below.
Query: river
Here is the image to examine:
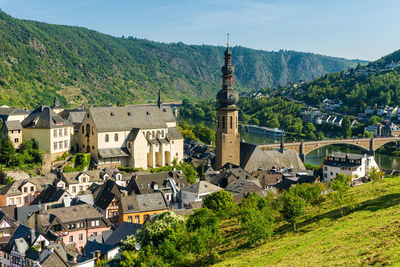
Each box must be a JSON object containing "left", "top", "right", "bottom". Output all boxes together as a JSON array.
[{"left": 179, "top": 117, "right": 400, "bottom": 170}]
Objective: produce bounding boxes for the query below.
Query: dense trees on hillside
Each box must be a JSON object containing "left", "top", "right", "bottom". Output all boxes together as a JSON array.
[{"left": 0, "top": 10, "right": 360, "bottom": 108}]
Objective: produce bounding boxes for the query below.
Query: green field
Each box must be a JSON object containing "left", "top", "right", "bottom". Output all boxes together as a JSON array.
[{"left": 215, "top": 178, "right": 400, "bottom": 266}]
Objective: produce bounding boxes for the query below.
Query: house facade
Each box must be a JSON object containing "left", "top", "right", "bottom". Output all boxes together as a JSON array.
[
  {"left": 1, "top": 121, "right": 23, "bottom": 149},
  {"left": 322, "top": 152, "right": 379, "bottom": 182},
  {"left": 57, "top": 170, "right": 103, "bottom": 196},
  {"left": 74, "top": 100, "right": 183, "bottom": 170},
  {"left": 21, "top": 106, "right": 73, "bottom": 160},
  {"left": 181, "top": 181, "right": 222, "bottom": 207},
  {"left": 29, "top": 204, "right": 111, "bottom": 252},
  {"left": 119, "top": 192, "right": 168, "bottom": 224}
]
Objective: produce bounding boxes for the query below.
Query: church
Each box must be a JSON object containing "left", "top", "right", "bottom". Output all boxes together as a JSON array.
[
  {"left": 215, "top": 43, "right": 305, "bottom": 172},
  {"left": 74, "top": 94, "right": 184, "bottom": 170}
]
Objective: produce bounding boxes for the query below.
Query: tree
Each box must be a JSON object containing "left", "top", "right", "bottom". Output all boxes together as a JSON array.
[
  {"left": 239, "top": 194, "right": 274, "bottom": 244},
  {"left": 329, "top": 174, "right": 351, "bottom": 217},
  {"left": 367, "top": 166, "right": 384, "bottom": 183},
  {"left": 187, "top": 208, "right": 218, "bottom": 231},
  {"left": 203, "top": 190, "right": 237, "bottom": 217},
  {"left": 193, "top": 124, "right": 215, "bottom": 145},
  {"left": 364, "top": 131, "right": 374, "bottom": 138},
  {"left": 0, "top": 136, "right": 16, "bottom": 165},
  {"left": 341, "top": 116, "right": 352, "bottom": 138},
  {"left": 281, "top": 193, "right": 306, "bottom": 231},
  {"left": 304, "top": 122, "right": 316, "bottom": 140}
]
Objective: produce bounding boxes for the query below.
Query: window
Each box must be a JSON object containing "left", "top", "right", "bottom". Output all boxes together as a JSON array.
[
  {"left": 134, "top": 215, "right": 139, "bottom": 224},
  {"left": 324, "top": 167, "right": 327, "bottom": 171},
  {"left": 330, "top": 172, "right": 333, "bottom": 176},
  {"left": 96, "top": 220, "right": 99, "bottom": 226},
  {"left": 54, "top": 129, "right": 57, "bottom": 137},
  {"left": 222, "top": 116, "right": 225, "bottom": 129},
  {"left": 59, "top": 141, "right": 63, "bottom": 149},
  {"left": 128, "top": 216, "right": 132, "bottom": 223},
  {"left": 64, "top": 128, "right": 68, "bottom": 136},
  {"left": 31, "top": 186, "right": 34, "bottom": 192},
  {"left": 114, "top": 133, "right": 118, "bottom": 142},
  {"left": 8, "top": 198, "right": 13, "bottom": 205},
  {"left": 105, "top": 134, "right": 109, "bottom": 142},
  {"left": 79, "top": 234, "right": 83, "bottom": 241},
  {"left": 152, "top": 131, "right": 155, "bottom": 138},
  {"left": 69, "top": 236, "right": 73, "bottom": 243},
  {"left": 24, "top": 196, "right": 29, "bottom": 203},
  {"left": 229, "top": 116, "right": 233, "bottom": 129},
  {"left": 82, "top": 126, "right": 84, "bottom": 134},
  {"left": 54, "top": 142, "right": 58, "bottom": 150},
  {"left": 23, "top": 187, "right": 27, "bottom": 193},
  {"left": 80, "top": 222, "right": 84, "bottom": 228},
  {"left": 79, "top": 186, "right": 83, "bottom": 192},
  {"left": 16, "top": 197, "right": 21, "bottom": 205},
  {"left": 72, "top": 186, "right": 76, "bottom": 193},
  {"left": 161, "top": 130, "right": 164, "bottom": 138},
  {"left": 64, "top": 140, "right": 68, "bottom": 149},
  {"left": 86, "top": 124, "right": 90, "bottom": 136},
  {"left": 14, "top": 138, "right": 19, "bottom": 143},
  {"left": 59, "top": 128, "right": 63, "bottom": 137}
]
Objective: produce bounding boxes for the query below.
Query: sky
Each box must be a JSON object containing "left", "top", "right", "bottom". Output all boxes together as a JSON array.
[{"left": 1, "top": 0, "right": 399, "bottom": 61}]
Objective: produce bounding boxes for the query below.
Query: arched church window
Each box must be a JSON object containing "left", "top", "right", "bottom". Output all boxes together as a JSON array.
[
  {"left": 105, "top": 134, "right": 109, "bottom": 143},
  {"left": 222, "top": 116, "right": 225, "bottom": 130},
  {"left": 114, "top": 133, "right": 118, "bottom": 142}
]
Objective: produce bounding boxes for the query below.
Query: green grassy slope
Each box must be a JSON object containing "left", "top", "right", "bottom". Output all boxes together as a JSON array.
[
  {"left": 216, "top": 178, "right": 400, "bottom": 266},
  {"left": 0, "top": 10, "right": 364, "bottom": 108}
]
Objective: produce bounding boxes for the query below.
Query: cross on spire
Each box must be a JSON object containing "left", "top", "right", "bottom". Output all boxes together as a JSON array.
[{"left": 227, "top": 33, "right": 230, "bottom": 47}]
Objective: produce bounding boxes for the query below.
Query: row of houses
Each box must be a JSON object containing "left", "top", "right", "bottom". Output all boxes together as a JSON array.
[{"left": 0, "top": 94, "right": 184, "bottom": 170}]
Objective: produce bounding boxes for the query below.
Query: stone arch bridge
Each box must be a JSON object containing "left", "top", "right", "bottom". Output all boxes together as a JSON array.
[{"left": 259, "top": 137, "right": 400, "bottom": 161}]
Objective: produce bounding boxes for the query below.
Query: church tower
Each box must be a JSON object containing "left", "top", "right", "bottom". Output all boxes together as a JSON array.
[{"left": 215, "top": 42, "right": 240, "bottom": 170}]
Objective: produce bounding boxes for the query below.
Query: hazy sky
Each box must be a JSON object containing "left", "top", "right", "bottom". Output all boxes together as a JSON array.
[{"left": 1, "top": 0, "right": 399, "bottom": 61}]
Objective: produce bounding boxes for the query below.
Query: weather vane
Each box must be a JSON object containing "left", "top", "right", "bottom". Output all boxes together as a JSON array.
[{"left": 227, "top": 33, "right": 230, "bottom": 47}]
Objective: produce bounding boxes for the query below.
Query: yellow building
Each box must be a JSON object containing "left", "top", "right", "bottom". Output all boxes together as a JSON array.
[
  {"left": 74, "top": 95, "right": 184, "bottom": 170},
  {"left": 21, "top": 106, "right": 73, "bottom": 160},
  {"left": 119, "top": 192, "right": 168, "bottom": 224}
]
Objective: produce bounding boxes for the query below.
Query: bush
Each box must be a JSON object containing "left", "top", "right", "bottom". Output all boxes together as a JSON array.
[{"left": 203, "top": 190, "right": 237, "bottom": 217}]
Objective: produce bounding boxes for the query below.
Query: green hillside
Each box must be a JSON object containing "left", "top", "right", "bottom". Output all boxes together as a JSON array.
[
  {"left": 0, "top": 10, "right": 363, "bottom": 108},
  {"left": 297, "top": 50, "right": 400, "bottom": 113},
  {"left": 215, "top": 177, "right": 400, "bottom": 266}
]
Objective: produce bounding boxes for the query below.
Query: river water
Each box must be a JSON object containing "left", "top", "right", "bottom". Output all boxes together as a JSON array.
[{"left": 179, "top": 117, "right": 400, "bottom": 170}]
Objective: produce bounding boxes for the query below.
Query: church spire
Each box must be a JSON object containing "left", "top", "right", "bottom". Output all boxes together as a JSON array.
[
  {"left": 216, "top": 36, "right": 239, "bottom": 108},
  {"left": 157, "top": 89, "right": 162, "bottom": 109}
]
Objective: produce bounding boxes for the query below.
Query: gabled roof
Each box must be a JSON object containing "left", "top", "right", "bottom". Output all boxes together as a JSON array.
[
  {"left": 104, "top": 222, "right": 143, "bottom": 246},
  {"left": 88, "top": 105, "right": 174, "bottom": 132},
  {"left": 128, "top": 171, "right": 187, "bottom": 194},
  {"left": 61, "top": 170, "right": 103, "bottom": 185},
  {"left": 0, "top": 107, "right": 30, "bottom": 117},
  {"left": 4, "top": 120, "right": 22, "bottom": 131},
  {"left": 120, "top": 192, "right": 168, "bottom": 213},
  {"left": 39, "top": 248, "right": 70, "bottom": 267},
  {"left": 94, "top": 180, "right": 121, "bottom": 210},
  {"left": 81, "top": 240, "right": 118, "bottom": 262},
  {"left": 182, "top": 181, "right": 222, "bottom": 194},
  {"left": 224, "top": 179, "right": 262, "bottom": 194},
  {"left": 37, "top": 204, "right": 108, "bottom": 227},
  {"left": 2, "top": 225, "right": 39, "bottom": 254},
  {"left": 21, "top": 106, "right": 72, "bottom": 129},
  {"left": 31, "top": 185, "right": 70, "bottom": 205}
]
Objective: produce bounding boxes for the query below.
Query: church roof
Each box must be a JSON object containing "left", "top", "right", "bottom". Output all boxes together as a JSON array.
[
  {"left": 88, "top": 105, "right": 175, "bottom": 132},
  {"left": 166, "top": 127, "right": 183, "bottom": 140},
  {"left": 98, "top": 147, "right": 130, "bottom": 159},
  {"left": 240, "top": 142, "right": 305, "bottom": 173}
]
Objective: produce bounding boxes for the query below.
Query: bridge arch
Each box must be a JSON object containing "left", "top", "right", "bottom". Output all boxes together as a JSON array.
[{"left": 302, "top": 142, "right": 370, "bottom": 157}]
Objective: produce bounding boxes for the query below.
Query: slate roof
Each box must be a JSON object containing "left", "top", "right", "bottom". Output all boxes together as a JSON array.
[
  {"left": 94, "top": 180, "right": 121, "bottom": 210},
  {"left": 30, "top": 185, "right": 70, "bottom": 205},
  {"left": 224, "top": 179, "right": 262, "bottom": 194},
  {"left": 81, "top": 240, "right": 118, "bottom": 261},
  {"left": 0, "top": 176, "right": 57, "bottom": 196},
  {"left": 104, "top": 222, "right": 143, "bottom": 246},
  {"left": 88, "top": 105, "right": 175, "bottom": 132},
  {"left": 59, "top": 109, "right": 86, "bottom": 125},
  {"left": 120, "top": 192, "right": 168, "bottom": 213},
  {"left": 182, "top": 181, "right": 222, "bottom": 194},
  {"left": 166, "top": 127, "right": 183, "bottom": 140},
  {"left": 240, "top": 142, "right": 305, "bottom": 173},
  {"left": 251, "top": 170, "right": 282, "bottom": 188},
  {"left": 37, "top": 204, "right": 107, "bottom": 226},
  {"left": 2, "top": 225, "right": 41, "bottom": 254},
  {"left": 39, "top": 248, "right": 70, "bottom": 267},
  {"left": 15, "top": 204, "right": 46, "bottom": 227},
  {"left": 60, "top": 170, "right": 103, "bottom": 185},
  {"left": 4, "top": 120, "right": 22, "bottom": 131},
  {"left": 21, "top": 106, "right": 72, "bottom": 129},
  {"left": 128, "top": 171, "right": 188, "bottom": 194},
  {"left": 0, "top": 107, "right": 30, "bottom": 116},
  {"left": 98, "top": 147, "right": 130, "bottom": 159}
]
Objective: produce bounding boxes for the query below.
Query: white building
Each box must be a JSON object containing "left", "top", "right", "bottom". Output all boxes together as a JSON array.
[
  {"left": 322, "top": 152, "right": 379, "bottom": 182},
  {"left": 181, "top": 181, "right": 222, "bottom": 207},
  {"left": 74, "top": 98, "right": 184, "bottom": 170}
]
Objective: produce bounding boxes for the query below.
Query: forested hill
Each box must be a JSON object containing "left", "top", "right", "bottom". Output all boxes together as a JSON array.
[
  {"left": 0, "top": 10, "right": 364, "bottom": 108},
  {"left": 297, "top": 50, "right": 400, "bottom": 113}
]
